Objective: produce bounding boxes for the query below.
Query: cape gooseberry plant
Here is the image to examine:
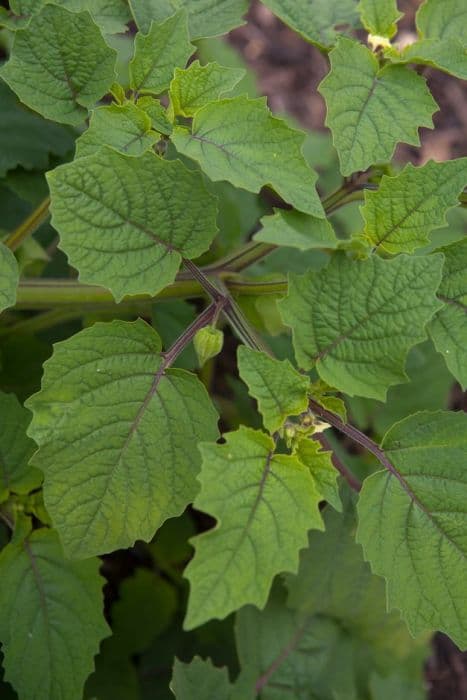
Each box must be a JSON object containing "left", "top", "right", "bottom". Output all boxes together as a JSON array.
[{"left": 0, "top": 0, "right": 466, "bottom": 698}]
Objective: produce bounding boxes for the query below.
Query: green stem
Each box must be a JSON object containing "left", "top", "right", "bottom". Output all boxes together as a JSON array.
[{"left": 4, "top": 197, "right": 51, "bottom": 252}]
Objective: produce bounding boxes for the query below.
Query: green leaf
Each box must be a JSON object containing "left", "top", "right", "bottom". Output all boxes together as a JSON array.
[
  {"left": 84, "top": 641, "right": 139, "bottom": 700},
  {"left": 169, "top": 60, "right": 245, "bottom": 117},
  {"left": 254, "top": 209, "right": 338, "bottom": 251},
  {"left": 319, "top": 38, "right": 437, "bottom": 175},
  {"left": 171, "top": 657, "right": 233, "bottom": 699},
  {"left": 280, "top": 252, "right": 444, "bottom": 399},
  {"left": 129, "top": 11, "right": 194, "bottom": 95},
  {"left": 237, "top": 346, "right": 310, "bottom": 433},
  {"left": 172, "top": 97, "right": 324, "bottom": 217},
  {"left": 184, "top": 427, "right": 323, "bottom": 629},
  {"left": 128, "top": 0, "right": 248, "bottom": 39},
  {"left": 25, "top": 319, "right": 219, "bottom": 558},
  {"left": 417, "top": 0, "right": 467, "bottom": 43},
  {"left": 396, "top": 39, "right": 467, "bottom": 81},
  {"left": 46, "top": 148, "right": 218, "bottom": 302},
  {"left": 0, "top": 5, "right": 117, "bottom": 126},
  {"left": 75, "top": 104, "right": 159, "bottom": 158},
  {"left": 357, "top": 0, "right": 402, "bottom": 38},
  {"left": 357, "top": 410, "right": 467, "bottom": 650},
  {"left": 0, "top": 245, "right": 19, "bottom": 314},
  {"left": 82, "top": 0, "right": 132, "bottom": 35},
  {"left": 137, "top": 96, "right": 173, "bottom": 134},
  {"left": 428, "top": 238, "right": 467, "bottom": 388},
  {"left": 0, "top": 79, "right": 73, "bottom": 177},
  {"left": 361, "top": 158, "right": 467, "bottom": 255},
  {"left": 0, "top": 527, "right": 109, "bottom": 700},
  {"left": 0, "top": 392, "right": 41, "bottom": 504},
  {"left": 293, "top": 438, "right": 341, "bottom": 512},
  {"left": 261, "top": 0, "right": 360, "bottom": 49},
  {"left": 369, "top": 673, "right": 426, "bottom": 700}
]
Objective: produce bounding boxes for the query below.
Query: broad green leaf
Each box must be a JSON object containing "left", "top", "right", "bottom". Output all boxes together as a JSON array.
[
  {"left": 293, "top": 438, "right": 341, "bottom": 512},
  {"left": 0, "top": 527, "right": 109, "bottom": 700},
  {"left": 129, "top": 11, "right": 194, "bottom": 95},
  {"left": 361, "top": 158, "right": 467, "bottom": 255},
  {"left": 0, "top": 5, "right": 117, "bottom": 126},
  {"left": 357, "top": 411, "right": 467, "bottom": 649},
  {"left": 169, "top": 60, "right": 245, "bottom": 117},
  {"left": 261, "top": 0, "right": 359, "bottom": 49},
  {"left": 172, "top": 97, "right": 324, "bottom": 217},
  {"left": 128, "top": 0, "right": 248, "bottom": 39},
  {"left": 47, "top": 148, "right": 218, "bottom": 302},
  {"left": 137, "top": 96, "right": 173, "bottom": 134},
  {"left": 319, "top": 38, "right": 437, "bottom": 176},
  {"left": 280, "top": 252, "right": 444, "bottom": 399},
  {"left": 0, "top": 392, "right": 41, "bottom": 504},
  {"left": 357, "top": 0, "right": 402, "bottom": 38},
  {"left": 429, "top": 238, "right": 467, "bottom": 388},
  {"left": 82, "top": 0, "right": 132, "bottom": 34},
  {"left": 254, "top": 209, "right": 338, "bottom": 251},
  {"left": 171, "top": 657, "right": 232, "bottom": 699},
  {"left": 75, "top": 104, "right": 159, "bottom": 158},
  {"left": 184, "top": 427, "right": 323, "bottom": 629},
  {"left": 396, "top": 39, "right": 467, "bottom": 81},
  {"left": 25, "top": 320, "right": 219, "bottom": 558},
  {"left": 237, "top": 346, "right": 310, "bottom": 433},
  {"left": 0, "top": 0, "right": 132, "bottom": 33},
  {"left": 0, "top": 79, "right": 73, "bottom": 177},
  {"left": 0, "top": 245, "right": 19, "bottom": 314},
  {"left": 417, "top": 0, "right": 467, "bottom": 43}
]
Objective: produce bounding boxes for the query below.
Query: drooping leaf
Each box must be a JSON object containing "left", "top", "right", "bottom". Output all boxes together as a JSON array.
[
  {"left": 46, "top": 147, "right": 218, "bottom": 301},
  {"left": 0, "top": 527, "right": 110, "bottom": 700},
  {"left": 25, "top": 320, "right": 219, "bottom": 558},
  {"left": 129, "top": 11, "right": 194, "bottom": 95},
  {"left": 361, "top": 158, "right": 467, "bottom": 255},
  {"left": 357, "top": 410, "right": 467, "bottom": 650},
  {"left": 357, "top": 0, "right": 402, "bottom": 38},
  {"left": 75, "top": 104, "right": 159, "bottom": 158},
  {"left": 169, "top": 60, "right": 245, "bottom": 117},
  {"left": 261, "top": 0, "right": 360, "bottom": 49},
  {"left": 0, "top": 5, "right": 117, "bottom": 125},
  {"left": 128, "top": 0, "right": 248, "bottom": 39},
  {"left": 172, "top": 96, "right": 324, "bottom": 216},
  {"left": 237, "top": 346, "right": 310, "bottom": 434},
  {"left": 429, "top": 238, "right": 467, "bottom": 388},
  {"left": 293, "top": 438, "right": 341, "bottom": 512},
  {"left": 319, "top": 38, "right": 437, "bottom": 175},
  {"left": 280, "top": 252, "right": 444, "bottom": 399},
  {"left": 0, "top": 79, "right": 74, "bottom": 177},
  {"left": 184, "top": 427, "right": 323, "bottom": 629},
  {"left": 254, "top": 209, "right": 338, "bottom": 251},
  {"left": 0, "top": 392, "right": 41, "bottom": 504},
  {"left": 171, "top": 657, "right": 233, "bottom": 700},
  {"left": 0, "top": 245, "right": 19, "bottom": 314}
]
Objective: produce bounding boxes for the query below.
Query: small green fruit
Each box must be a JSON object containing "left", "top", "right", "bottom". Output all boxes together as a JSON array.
[{"left": 194, "top": 326, "right": 224, "bottom": 367}]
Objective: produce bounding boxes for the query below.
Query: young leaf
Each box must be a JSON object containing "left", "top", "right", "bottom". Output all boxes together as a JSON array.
[
  {"left": 0, "top": 79, "right": 74, "bottom": 177},
  {"left": 319, "top": 38, "right": 437, "bottom": 175},
  {"left": 293, "top": 438, "right": 341, "bottom": 512},
  {"left": 46, "top": 148, "right": 218, "bottom": 301},
  {"left": 128, "top": 0, "right": 248, "bottom": 39},
  {"left": 171, "top": 657, "right": 233, "bottom": 700},
  {"left": 357, "top": 411, "right": 467, "bottom": 650},
  {"left": 25, "top": 320, "right": 219, "bottom": 558},
  {"left": 169, "top": 60, "right": 245, "bottom": 117},
  {"left": 0, "top": 5, "right": 116, "bottom": 126},
  {"left": 129, "top": 10, "right": 194, "bottom": 96},
  {"left": 361, "top": 158, "right": 467, "bottom": 255},
  {"left": 237, "top": 346, "right": 310, "bottom": 434},
  {"left": 280, "top": 252, "right": 444, "bottom": 399},
  {"left": 0, "top": 245, "right": 19, "bottom": 314},
  {"left": 184, "top": 427, "right": 323, "bottom": 629},
  {"left": 429, "top": 238, "right": 467, "bottom": 388},
  {"left": 172, "top": 96, "right": 324, "bottom": 217},
  {"left": 261, "top": 0, "right": 360, "bottom": 49},
  {"left": 0, "top": 392, "right": 41, "bottom": 504},
  {"left": 75, "top": 104, "right": 159, "bottom": 159},
  {"left": 137, "top": 96, "right": 173, "bottom": 135},
  {"left": 0, "top": 527, "right": 110, "bottom": 700},
  {"left": 357, "top": 0, "right": 402, "bottom": 38},
  {"left": 254, "top": 209, "right": 338, "bottom": 251}
]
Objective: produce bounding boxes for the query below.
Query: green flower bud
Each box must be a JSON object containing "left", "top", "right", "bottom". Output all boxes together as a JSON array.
[{"left": 194, "top": 326, "right": 224, "bottom": 367}]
